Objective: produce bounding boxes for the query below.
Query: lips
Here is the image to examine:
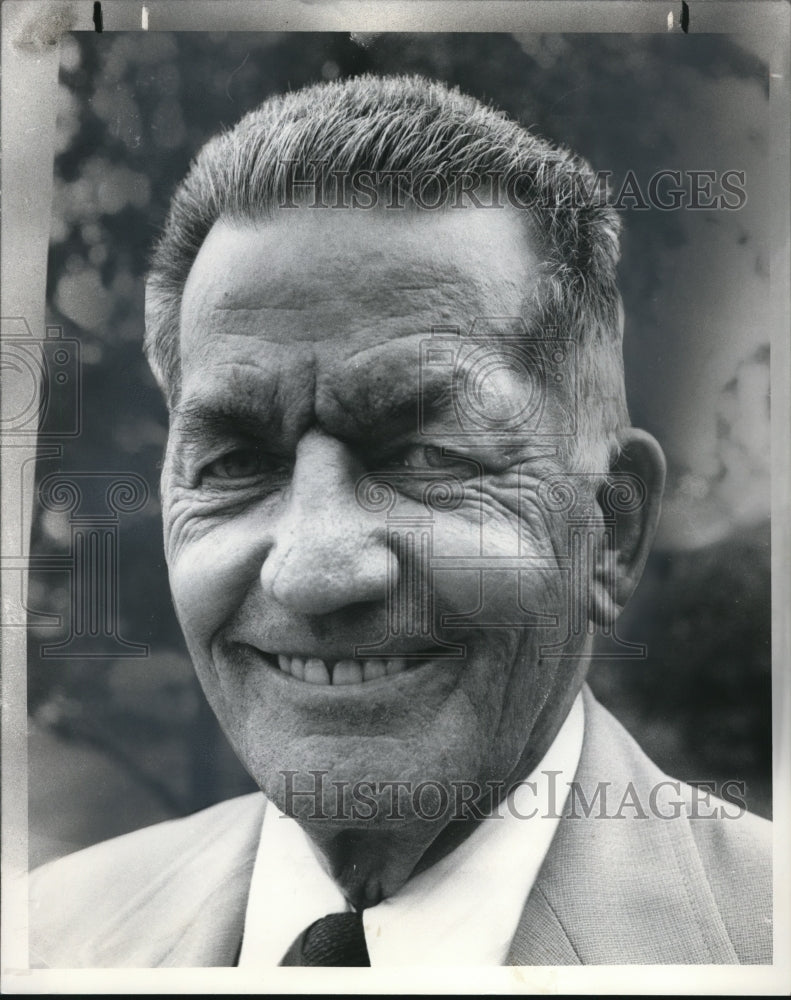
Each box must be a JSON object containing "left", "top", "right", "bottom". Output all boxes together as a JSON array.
[{"left": 277, "top": 653, "right": 417, "bottom": 685}]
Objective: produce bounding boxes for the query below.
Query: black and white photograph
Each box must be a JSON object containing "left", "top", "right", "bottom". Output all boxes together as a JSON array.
[{"left": 2, "top": 1, "right": 789, "bottom": 993}]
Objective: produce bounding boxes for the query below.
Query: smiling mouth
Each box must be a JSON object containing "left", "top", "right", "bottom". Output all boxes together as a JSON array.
[{"left": 270, "top": 650, "right": 448, "bottom": 686}]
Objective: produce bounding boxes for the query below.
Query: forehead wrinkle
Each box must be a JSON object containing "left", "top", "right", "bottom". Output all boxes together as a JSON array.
[
  {"left": 199, "top": 279, "right": 475, "bottom": 343},
  {"left": 208, "top": 275, "right": 467, "bottom": 309},
  {"left": 186, "top": 304, "right": 443, "bottom": 353}
]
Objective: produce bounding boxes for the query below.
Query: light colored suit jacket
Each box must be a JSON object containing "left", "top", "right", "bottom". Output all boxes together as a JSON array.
[{"left": 29, "top": 687, "right": 772, "bottom": 966}]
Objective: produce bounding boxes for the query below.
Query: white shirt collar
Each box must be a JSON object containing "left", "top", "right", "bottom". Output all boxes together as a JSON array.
[{"left": 238, "top": 692, "right": 584, "bottom": 967}]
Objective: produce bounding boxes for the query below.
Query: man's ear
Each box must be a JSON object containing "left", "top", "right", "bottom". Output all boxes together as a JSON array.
[{"left": 593, "top": 428, "right": 666, "bottom": 619}]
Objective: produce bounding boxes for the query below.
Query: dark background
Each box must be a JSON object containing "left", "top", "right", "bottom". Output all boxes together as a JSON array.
[{"left": 28, "top": 31, "right": 773, "bottom": 867}]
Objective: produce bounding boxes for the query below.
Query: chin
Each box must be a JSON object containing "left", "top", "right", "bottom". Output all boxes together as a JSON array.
[{"left": 236, "top": 730, "right": 494, "bottom": 832}]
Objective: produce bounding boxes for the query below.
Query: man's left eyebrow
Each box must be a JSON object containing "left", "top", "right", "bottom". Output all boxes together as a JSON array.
[{"left": 334, "top": 376, "right": 454, "bottom": 445}]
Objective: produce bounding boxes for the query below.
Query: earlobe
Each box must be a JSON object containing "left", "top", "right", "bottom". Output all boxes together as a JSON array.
[{"left": 591, "top": 428, "right": 666, "bottom": 620}]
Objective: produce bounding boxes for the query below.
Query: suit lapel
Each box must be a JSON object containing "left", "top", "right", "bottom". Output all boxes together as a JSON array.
[
  {"left": 508, "top": 686, "right": 739, "bottom": 965},
  {"left": 507, "top": 883, "right": 582, "bottom": 964}
]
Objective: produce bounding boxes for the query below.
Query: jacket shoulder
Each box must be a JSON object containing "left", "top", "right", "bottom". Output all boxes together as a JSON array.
[
  {"left": 686, "top": 792, "right": 772, "bottom": 963},
  {"left": 519, "top": 688, "right": 774, "bottom": 965},
  {"left": 30, "top": 792, "right": 265, "bottom": 968},
  {"left": 597, "top": 699, "right": 773, "bottom": 963},
  {"left": 585, "top": 688, "right": 774, "bottom": 964}
]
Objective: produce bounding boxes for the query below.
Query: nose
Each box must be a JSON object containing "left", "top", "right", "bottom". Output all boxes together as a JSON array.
[{"left": 259, "top": 430, "right": 394, "bottom": 614}]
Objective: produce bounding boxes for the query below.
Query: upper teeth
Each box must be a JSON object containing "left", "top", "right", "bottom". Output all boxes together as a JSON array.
[{"left": 276, "top": 654, "right": 409, "bottom": 685}]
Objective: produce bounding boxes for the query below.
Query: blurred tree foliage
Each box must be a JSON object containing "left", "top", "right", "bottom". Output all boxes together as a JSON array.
[{"left": 28, "top": 31, "right": 771, "bottom": 866}]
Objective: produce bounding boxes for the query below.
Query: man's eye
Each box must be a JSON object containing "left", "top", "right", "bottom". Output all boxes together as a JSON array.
[
  {"left": 200, "top": 448, "right": 278, "bottom": 482},
  {"left": 388, "top": 445, "right": 470, "bottom": 473}
]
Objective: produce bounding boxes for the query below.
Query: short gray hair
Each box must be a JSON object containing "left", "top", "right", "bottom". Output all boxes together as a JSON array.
[{"left": 145, "top": 74, "right": 629, "bottom": 474}]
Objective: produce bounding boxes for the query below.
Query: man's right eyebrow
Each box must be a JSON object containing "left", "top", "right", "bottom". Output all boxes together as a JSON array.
[{"left": 171, "top": 401, "right": 273, "bottom": 439}]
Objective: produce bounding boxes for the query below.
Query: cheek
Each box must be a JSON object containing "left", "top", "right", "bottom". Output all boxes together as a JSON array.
[
  {"left": 165, "top": 504, "right": 270, "bottom": 650},
  {"left": 427, "top": 477, "right": 568, "bottom": 626}
]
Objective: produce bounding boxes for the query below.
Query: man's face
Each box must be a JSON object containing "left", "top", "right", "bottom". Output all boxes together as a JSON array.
[{"left": 162, "top": 206, "right": 601, "bottom": 826}]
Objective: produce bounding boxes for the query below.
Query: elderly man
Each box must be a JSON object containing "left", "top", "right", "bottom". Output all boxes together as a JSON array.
[{"left": 31, "top": 75, "right": 771, "bottom": 967}]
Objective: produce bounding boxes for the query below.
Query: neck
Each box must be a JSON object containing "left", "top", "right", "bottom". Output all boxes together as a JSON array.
[{"left": 303, "top": 823, "right": 446, "bottom": 910}]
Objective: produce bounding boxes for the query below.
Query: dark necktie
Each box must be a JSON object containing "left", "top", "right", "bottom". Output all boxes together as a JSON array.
[{"left": 280, "top": 911, "right": 371, "bottom": 966}]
